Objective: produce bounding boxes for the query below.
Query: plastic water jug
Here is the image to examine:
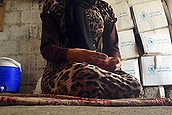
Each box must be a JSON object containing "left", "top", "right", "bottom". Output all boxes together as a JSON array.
[{"left": 0, "top": 57, "right": 22, "bottom": 93}]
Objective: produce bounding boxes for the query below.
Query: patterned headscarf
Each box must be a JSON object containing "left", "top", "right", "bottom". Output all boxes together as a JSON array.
[{"left": 42, "top": 0, "right": 117, "bottom": 51}]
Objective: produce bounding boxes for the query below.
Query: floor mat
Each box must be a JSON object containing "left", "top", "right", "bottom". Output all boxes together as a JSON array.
[{"left": 0, "top": 94, "right": 172, "bottom": 106}]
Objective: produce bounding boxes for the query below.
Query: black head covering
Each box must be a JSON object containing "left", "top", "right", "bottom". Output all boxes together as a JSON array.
[{"left": 65, "top": 0, "right": 96, "bottom": 50}]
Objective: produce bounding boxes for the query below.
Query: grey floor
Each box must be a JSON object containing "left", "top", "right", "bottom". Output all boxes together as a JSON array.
[{"left": 0, "top": 106, "right": 172, "bottom": 115}]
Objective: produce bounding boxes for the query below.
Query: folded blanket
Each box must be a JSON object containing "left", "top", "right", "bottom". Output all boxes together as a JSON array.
[{"left": 0, "top": 94, "right": 172, "bottom": 106}]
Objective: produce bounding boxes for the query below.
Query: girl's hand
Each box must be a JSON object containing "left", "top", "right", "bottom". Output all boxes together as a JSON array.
[
  {"left": 67, "top": 48, "right": 108, "bottom": 67},
  {"left": 105, "top": 57, "right": 121, "bottom": 72}
]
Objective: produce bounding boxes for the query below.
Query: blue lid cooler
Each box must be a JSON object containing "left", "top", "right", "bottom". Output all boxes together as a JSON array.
[{"left": 0, "top": 57, "right": 22, "bottom": 93}]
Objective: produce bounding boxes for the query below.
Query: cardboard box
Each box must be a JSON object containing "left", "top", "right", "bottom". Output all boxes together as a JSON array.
[
  {"left": 105, "top": 0, "right": 127, "bottom": 4},
  {"left": 121, "top": 58, "right": 141, "bottom": 83},
  {"left": 127, "top": 0, "right": 157, "bottom": 7},
  {"left": 140, "top": 55, "right": 172, "bottom": 86},
  {"left": 111, "top": 1, "right": 134, "bottom": 31},
  {"left": 132, "top": 0, "right": 168, "bottom": 33},
  {"left": 118, "top": 29, "right": 139, "bottom": 59},
  {"left": 139, "top": 28, "right": 172, "bottom": 55}
]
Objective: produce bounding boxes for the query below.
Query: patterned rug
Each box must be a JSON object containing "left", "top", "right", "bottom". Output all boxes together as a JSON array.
[{"left": 0, "top": 94, "right": 172, "bottom": 106}]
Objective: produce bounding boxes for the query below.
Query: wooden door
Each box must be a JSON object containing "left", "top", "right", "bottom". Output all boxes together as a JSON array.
[{"left": 0, "top": 0, "right": 7, "bottom": 32}]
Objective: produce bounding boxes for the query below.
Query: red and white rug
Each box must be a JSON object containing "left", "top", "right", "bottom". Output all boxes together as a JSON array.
[{"left": 0, "top": 94, "right": 172, "bottom": 106}]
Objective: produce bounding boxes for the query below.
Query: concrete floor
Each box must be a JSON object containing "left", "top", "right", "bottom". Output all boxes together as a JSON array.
[{"left": 0, "top": 106, "right": 172, "bottom": 115}]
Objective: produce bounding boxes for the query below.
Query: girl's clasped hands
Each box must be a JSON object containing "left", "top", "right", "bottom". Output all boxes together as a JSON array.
[{"left": 67, "top": 48, "right": 121, "bottom": 72}]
